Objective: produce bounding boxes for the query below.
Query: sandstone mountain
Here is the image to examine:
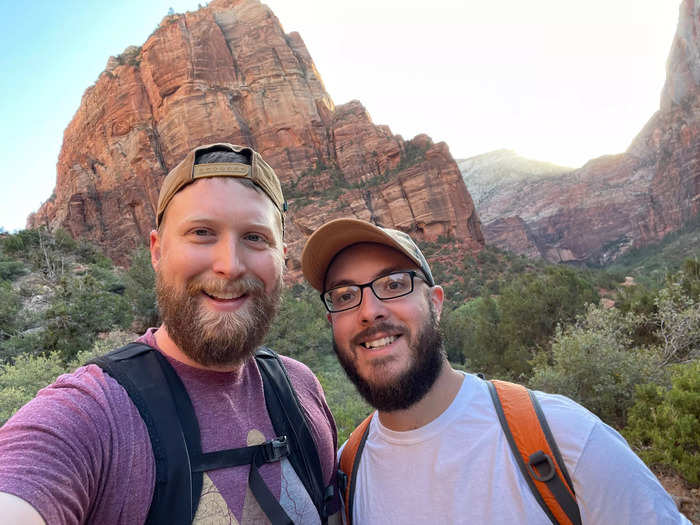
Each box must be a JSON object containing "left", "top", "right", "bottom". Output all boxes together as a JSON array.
[
  {"left": 28, "top": 0, "right": 484, "bottom": 271},
  {"left": 459, "top": 0, "right": 700, "bottom": 265}
]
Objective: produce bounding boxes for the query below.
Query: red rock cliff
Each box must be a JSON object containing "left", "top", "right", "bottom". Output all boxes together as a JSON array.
[
  {"left": 27, "top": 0, "right": 483, "bottom": 271},
  {"left": 460, "top": 0, "right": 700, "bottom": 264}
]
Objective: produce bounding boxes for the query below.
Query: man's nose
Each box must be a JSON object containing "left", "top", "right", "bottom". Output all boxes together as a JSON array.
[
  {"left": 212, "top": 236, "right": 246, "bottom": 279},
  {"left": 357, "top": 286, "right": 388, "bottom": 324}
]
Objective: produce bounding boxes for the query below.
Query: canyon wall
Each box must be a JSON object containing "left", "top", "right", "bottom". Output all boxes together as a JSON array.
[{"left": 460, "top": 0, "right": 700, "bottom": 265}]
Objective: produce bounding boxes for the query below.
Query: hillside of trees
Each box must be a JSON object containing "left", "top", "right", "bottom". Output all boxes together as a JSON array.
[{"left": 0, "top": 228, "right": 697, "bottom": 516}]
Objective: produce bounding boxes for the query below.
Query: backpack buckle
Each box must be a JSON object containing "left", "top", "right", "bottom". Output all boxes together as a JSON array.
[
  {"left": 337, "top": 469, "right": 348, "bottom": 494},
  {"left": 262, "top": 436, "right": 290, "bottom": 463},
  {"left": 527, "top": 450, "right": 556, "bottom": 482}
]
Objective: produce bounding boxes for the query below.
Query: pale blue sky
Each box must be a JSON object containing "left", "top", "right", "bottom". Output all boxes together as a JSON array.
[{"left": 0, "top": 1, "right": 679, "bottom": 232}]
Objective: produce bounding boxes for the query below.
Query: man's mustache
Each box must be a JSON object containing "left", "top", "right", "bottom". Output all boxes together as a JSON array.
[
  {"left": 350, "top": 322, "right": 405, "bottom": 346},
  {"left": 185, "top": 275, "right": 265, "bottom": 297}
]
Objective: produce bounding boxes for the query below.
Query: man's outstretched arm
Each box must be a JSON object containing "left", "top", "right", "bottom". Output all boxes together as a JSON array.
[{"left": 0, "top": 492, "right": 45, "bottom": 525}]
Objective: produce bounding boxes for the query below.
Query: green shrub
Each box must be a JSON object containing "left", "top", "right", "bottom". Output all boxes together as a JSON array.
[
  {"left": 653, "top": 283, "right": 700, "bottom": 365},
  {"left": 0, "top": 352, "right": 66, "bottom": 424},
  {"left": 530, "top": 304, "right": 663, "bottom": 428},
  {"left": 0, "top": 281, "right": 22, "bottom": 341},
  {"left": 0, "top": 331, "right": 44, "bottom": 364},
  {"left": 0, "top": 260, "right": 26, "bottom": 281},
  {"left": 1, "top": 229, "right": 40, "bottom": 255},
  {"left": 0, "top": 330, "right": 136, "bottom": 425},
  {"left": 624, "top": 361, "right": 700, "bottom": 486}
]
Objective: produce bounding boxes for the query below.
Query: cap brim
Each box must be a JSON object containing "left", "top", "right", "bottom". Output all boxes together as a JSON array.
[{"left": 301, "top": 218, "right": 420, "bottom": 291}]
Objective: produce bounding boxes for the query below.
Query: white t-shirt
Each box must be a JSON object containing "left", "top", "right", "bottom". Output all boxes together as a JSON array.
[{"left": 342, "top": 373, "right": 690, "bottom": 524}]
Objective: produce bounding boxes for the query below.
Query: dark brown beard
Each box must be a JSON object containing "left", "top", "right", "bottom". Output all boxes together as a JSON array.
[
  {"left": 333, "top": 303, "right": 445, "bottom": 412},
  {"left": 156, "top": 272, "right": 282, "bottom": 368}
]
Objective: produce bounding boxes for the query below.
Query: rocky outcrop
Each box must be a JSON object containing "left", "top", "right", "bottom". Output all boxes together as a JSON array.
[
  {"left": 27, "top": 0, "right": 483, "bottom": 271},
  {"left": 460, "top": 1, "right": 700, "bottom": 265}
]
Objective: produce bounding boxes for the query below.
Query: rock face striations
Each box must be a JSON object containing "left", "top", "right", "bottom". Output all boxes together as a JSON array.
[
  {"left": 28, "top": 0, "right": 484, "bottom": 269},
  {"left": 460, "top": 0, "right": 700, "bottom": 265}
]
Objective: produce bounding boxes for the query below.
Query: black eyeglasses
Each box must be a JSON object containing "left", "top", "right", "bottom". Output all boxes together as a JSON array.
[{"left": 321, "top": 271, "right": 427, "bottom": 313}]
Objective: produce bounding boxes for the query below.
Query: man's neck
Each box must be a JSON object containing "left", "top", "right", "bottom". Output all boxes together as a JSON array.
[
  {"left": 153, "top": 324, "right": 243, "bottom": 372},
  {"left": 377, "top": 361, "right": 464, "bottom": 432}
]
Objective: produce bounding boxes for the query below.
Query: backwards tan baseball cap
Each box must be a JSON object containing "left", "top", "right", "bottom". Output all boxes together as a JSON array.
[
  {"left": 301, "top": 218, "right": 435, "bottom": 292},
  {"left": 156, "top": 143, "right": 287, "bottom": 227}
]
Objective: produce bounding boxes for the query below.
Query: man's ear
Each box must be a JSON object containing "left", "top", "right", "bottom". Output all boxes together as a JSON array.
[
  {"left": 429, "top": 285, "right": 445, "bottom": 321},
  {"left": 149, "top": 230, "right": 161, "bottom": 271}
]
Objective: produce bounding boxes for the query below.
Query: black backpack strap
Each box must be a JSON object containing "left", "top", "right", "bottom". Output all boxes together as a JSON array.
[
  {"left": 488, "top": 380, "right": 581, "bottom": 525},
  {"left": 255, "top": 346, "right": 336, "bottom": 523},
  {"left": 88, "top": 343, "right": 203, "bottom": 525}
]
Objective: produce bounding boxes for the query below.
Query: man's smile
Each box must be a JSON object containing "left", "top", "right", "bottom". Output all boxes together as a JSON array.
[
  {"left": 360, "top": 335, "right": 400, "bottom": 349},
  {"left": 203, "top": 290, "right": 246, "bottom": 301}
]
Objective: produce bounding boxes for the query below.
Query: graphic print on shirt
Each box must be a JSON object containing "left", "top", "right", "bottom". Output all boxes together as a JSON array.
[
  {"left": 191, "top": 428, "right": 320, "bottom": 524},
  {"left": 193, "top": 429, "right": 266, "bottom": 524}
]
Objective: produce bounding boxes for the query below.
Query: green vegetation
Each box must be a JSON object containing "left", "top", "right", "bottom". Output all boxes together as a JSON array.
[
  {"left": 529, "top": 305, "right": 663, "bottom": 428},
  {"left": 0, "top": 227, "right": 697, "bottom": 485},
  {"left": 624, "top": 361, "right": 700, "bottom": 485},
  {"left": 0, "top": 228, "right": 149, "bottom": 364}
]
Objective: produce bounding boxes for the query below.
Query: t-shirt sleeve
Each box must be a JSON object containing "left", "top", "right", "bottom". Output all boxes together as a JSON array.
[
  {"left": 0, "top": 365, "right": 155, "bottom": 525},
  {"left": 278, "top": 356, "right": 338, "bottom": 486},
  {"left": 574, "top": 420, "right": 691, "bottom": 524}
]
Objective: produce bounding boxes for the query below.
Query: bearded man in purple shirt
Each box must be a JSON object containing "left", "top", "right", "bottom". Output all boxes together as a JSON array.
[{"left": 0, "top": 143, "right": 338, "bottom": 525}]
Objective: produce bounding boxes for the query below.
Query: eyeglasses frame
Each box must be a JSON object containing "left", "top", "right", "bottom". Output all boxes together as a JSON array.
[{"left": 321, "top": 270, "right": 428, "bottom": 313}]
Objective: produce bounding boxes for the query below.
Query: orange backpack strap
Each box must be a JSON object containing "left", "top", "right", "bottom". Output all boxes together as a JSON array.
[
  {"left": 488, "top": 380, "right": 581, "bottom": 525},
  {"left": 338, "top": 412, "right": 374, "bottom": 525}
]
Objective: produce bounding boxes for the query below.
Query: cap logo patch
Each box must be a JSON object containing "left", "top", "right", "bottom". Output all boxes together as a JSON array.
[{"left": 193, "top": 163, "right": 250, "bottom": 178}]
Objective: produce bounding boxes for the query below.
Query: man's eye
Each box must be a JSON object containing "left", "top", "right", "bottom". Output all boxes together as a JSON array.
[
  {"left": 331, "top": 288, "right": 357, "bottom": 306},
  {"left": 377, "top": 274, "right": 410, "bottom": 294},
  {"left": 192, "top": 228, "right": 212, "bottom": 237},
  {"left": 244, "top": 233, "right": 266, "bottom": 243}
]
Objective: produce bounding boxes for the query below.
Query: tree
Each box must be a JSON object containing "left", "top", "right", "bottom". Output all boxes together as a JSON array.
[
  {"left": 42, "top": 274, "right": 131, "bottom": 361},
  {"left": 443, "top": 296, "right": 517, "bottom": 378},
  {"left": 498, "top": 266, "right": 599, "bottom": 355},
  {"left": 654, "top": 283, "right": 700, "bottom": 366},
  {"left": 263, "top": 285, "right": 332, "bottom": 368},
  {"left": 124, "top": 247, "right": 159, "bottom": 332}
]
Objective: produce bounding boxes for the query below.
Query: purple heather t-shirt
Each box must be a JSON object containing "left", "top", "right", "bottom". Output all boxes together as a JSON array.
[{"left": 0, "top": 329, "right": 337, "bottom": 524}]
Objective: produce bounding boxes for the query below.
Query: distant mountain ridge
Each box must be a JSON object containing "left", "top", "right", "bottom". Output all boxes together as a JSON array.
[
  {"left": 458, "top": 150, "right": 571, "bottom": 216},
  {"left": 459, "top": 0, "right": 700, "bottom": 265}
]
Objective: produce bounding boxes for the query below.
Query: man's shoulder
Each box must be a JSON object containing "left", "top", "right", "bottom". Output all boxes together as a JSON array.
[
  {"left": 531, "top": 388, "right": 600, "bottom": 433},
  {"left": 11, "top": 361, "right": 140, "bottom": 430},
  {"left": 0, "top": 355, "right": 155, "bottom": 525},
  {"left": 275, "top": 353, "right": 315, "bottom": 378},
  {"left": 263, "top": 351, "right": 332, "bottom": 418}
]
